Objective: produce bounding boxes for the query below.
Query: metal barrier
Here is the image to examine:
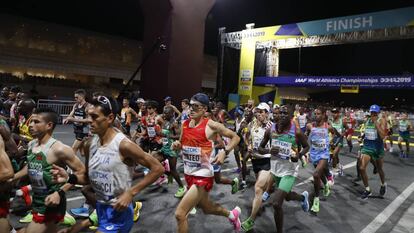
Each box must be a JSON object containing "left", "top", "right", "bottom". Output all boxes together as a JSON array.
[{"left": 37, "top": 99, "right": 75, "bottom": 123}]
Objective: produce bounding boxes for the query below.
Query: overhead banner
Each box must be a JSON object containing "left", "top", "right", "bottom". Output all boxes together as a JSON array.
[
  {"left": 254, "top": 76, "right": 414, "bottom": 88},
  {"left": 235, "top": 7, "right": 414, "bottom": 101}
]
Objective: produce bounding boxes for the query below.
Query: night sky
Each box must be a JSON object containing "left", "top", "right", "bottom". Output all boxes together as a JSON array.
[{"left": 1, "top": 0, "right": 414, "bottom": 55}]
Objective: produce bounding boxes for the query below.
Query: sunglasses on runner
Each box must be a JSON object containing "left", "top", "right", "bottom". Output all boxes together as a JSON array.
[{"left": 97, "top": 96, "right": 112, "bottom": 111}]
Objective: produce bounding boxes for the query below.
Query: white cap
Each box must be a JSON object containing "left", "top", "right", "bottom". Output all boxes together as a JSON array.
[
  {"left": 136, "top": 98, "right": 145, "bottom": 103},
  {"left": 256, "top": 102, "right": 270, "bottom": 112},
  {"left": 273, "top": 104, "right": 280, "bottom": 109}
]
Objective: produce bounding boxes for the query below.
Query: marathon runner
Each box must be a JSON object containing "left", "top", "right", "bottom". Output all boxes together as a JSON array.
[
  {"left": 120, "top": 98, "right": 138, "bottom": 137},
  {"left": 397, "top": 113, "right": 411, "bottom": 158},
  {"left": 306, "top": 106, "right": 340, "bottom": 213},
  {"left": 343, "top": 110, "right": 357, "bottom": 153},
  {"left": 172, "top": 93, "right": 241, "bottom": 233},
  {"left": 52, "top": 95, "right": 164, "bottom": 233},
  {"left": 180, "top": 99, "right": 190, "bottom": 123},
  {"left": 330, "top": 108, "right": 348, "bottom": 175},
  {"left": 0, "top": 118, "right": 17, "bottom": 233},
  {"left": 11, "top": 107, "right": 85, "bottom": 233},
  {"left": 241, "top": 105, "right": 310, "bottom": 232},
  {"left": 163, "top": 96, "right": 181, "bottom": 119},
  {"left": 232, "top": 106, "right": 245, "bottom": 174},
  {"left": 359, "top": 104, "right": 387, "bottom": 199},
  {"left": 238, "top": 110, "right": 254, "bottom": 190},
  {"left": 63, "top": 89, "right": 91, "bottom": 155},
  {"left": 384, "top": 111, "right": 395, "bottom": 153},
  {"left": 152, "top": 105, "right": 186, "bottom": 197},
  {"left": 246, "top": 103, "right": 273, "bottom": 179}
]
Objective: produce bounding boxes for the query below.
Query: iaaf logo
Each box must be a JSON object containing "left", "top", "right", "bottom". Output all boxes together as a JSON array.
[{"left": 295, "top": 78, "right": 307, "bottom": 83}]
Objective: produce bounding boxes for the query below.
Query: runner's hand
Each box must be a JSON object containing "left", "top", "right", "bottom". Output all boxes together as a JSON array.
[
  {"left": 270, "top": 146, "right": 279, "bottom": 157},
  {"left": 63, "top": 116, "right": 73, "bottom": 124},
  {"left": 171, "top": 140, "right": 181, "bottom": 151},
  {"left": 51, "top": 164, "right": 69, "bottom": 184},
  {"left": 212, "top": 150, "right": 226, "bottom": 165},
  {"left": 45, "top": 191, "right": 60, "bottom": 207},
  {"left": 112, "top": 190, "right": 133, "bottom": 211}
]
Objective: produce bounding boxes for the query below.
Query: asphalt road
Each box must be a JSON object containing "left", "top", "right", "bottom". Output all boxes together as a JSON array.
[{"left": 8, "top": 124, "right": 414, "bottom": 233}]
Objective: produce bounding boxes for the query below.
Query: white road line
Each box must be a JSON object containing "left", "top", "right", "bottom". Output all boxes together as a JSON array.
[
  {"left": 360, "top": 181, "right": 414, "bottom": 233},
  {"left": 67, "top": 196, "right": 85, "bottom": 202}
]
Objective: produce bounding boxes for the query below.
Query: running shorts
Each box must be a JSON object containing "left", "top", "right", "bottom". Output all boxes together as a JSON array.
[
  {"left": 251, "top": 158, "right": 271, "bottom": 174},
  {"left": 184, "top": 175, "right": 214, "bottom": 192},
  {"left": 272, "top": 175, "right": 296, "bottom": 193},
  {"left": 0, "top": 201, "right": 10, "bottom": 218},
  {"left": 96, "top": 202, "right": 134, "bottom": 233},
  {"left": 361, "top": 146, "right": 384, "bottom": 161},
  {"left": 32, "top": 211, "right": 64, "bottom": 224}
]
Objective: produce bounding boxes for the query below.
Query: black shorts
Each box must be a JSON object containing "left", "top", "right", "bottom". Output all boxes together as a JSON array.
[
  {"left": 75, "top": 132, "right": 88, "bottom": 141},
  {"left": 251, "top": 158, "right": 271, "bottom": 174},
  {"left": 140, "top": 138, "right": 162, "bottom": 152}
]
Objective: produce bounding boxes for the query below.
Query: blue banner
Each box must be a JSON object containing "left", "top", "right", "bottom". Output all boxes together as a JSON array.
[
  {"left": 254, "top": 76, "right": 414, "bottom": 88},
  {"left": 296, "top": 7, "right": 414, "bottom": 36}
]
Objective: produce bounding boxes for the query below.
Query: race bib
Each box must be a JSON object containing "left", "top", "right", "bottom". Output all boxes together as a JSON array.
[
  {"left": 365, "top": 128, "right": 377, "bottom": 140},
  {"left": 182, "top": 146, "right": 201, "bottom": 168},
  {"left": 28, "top": 169, "right": 48, "bottom": 194},
  {"left": 253, "top": 137, "right": 262, "bottom": 150},
  {"left": 271, "top": 139, "right": 292, "bottom": 160},
  {"left": 147, "top": 127, "right": 156, "bottom": 138},
  {"left": 299, "top": 118, "right": 306, "bottom": 128},
  {"left": 90, "top": 170, "right": 114, "bottom": 199},
  {"left": 162, "top": 137, "right": 169, "bottom": 146},
  {"left": 74, "top": 115, "right": 83, "bottom": 126},
  {"left": 347, "top": 123, "right": 352, "bottom": 129},
  {"left": 312, "top": 139, "right": 327, "bottom": 151}
]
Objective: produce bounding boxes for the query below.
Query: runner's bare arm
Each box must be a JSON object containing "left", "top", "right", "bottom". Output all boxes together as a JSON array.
[
  {"left": 0, "top": 139, "right": 14, "bottom": 182},
  {"left": 0, "top": 126, "right": 18, "bottom": 158},
  {"left": 11, "top": 164, "right": 28, "bottom": 182},
  {"left": 63, "top": 105, "right": 76, "bottom": 123},
  {"left": 258, "top": 128, "right": 271, "bottom": 155},
  {"left": 119, "top": 139, "right": 164, "bottom": 196},
  {"left": 375, "top": 118, "right": 387, "bottom": 139},
  {"left": 55, "top": 142, "right": 86, "bottom": 180},
  {"left": 296, "top": 131, "right": 310, "bottom": 156},
  {"left": 208, "top": 120, "right": 240, "bottom": 151}
]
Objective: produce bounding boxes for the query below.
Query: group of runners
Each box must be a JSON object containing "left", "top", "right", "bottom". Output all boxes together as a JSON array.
[{"left": 0, "top": 85, "right": 412, "bottom": 233}]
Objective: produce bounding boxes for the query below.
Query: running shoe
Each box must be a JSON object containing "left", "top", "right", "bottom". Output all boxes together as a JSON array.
[
  {"left": 380, "top": 183, "right": 387, "bottom": 196},
  {"left": 231, "top": 178, "right": 239, "bottom": 194},
  {"left": 327, "top": 172, "right": 335, "bottom": 187},
  {"left": 133, "top": 201, "right": 143, "bottom": 222},
  {"left": 240, "top": 181, "right": 247, "bottom": 190},
  {"left": 229, "top": 206, "right": 241, "bottom": 232},
  {"left": 19, "top": 212, "right": 33, "bottom": 223},
  {"left": 241, "top": 217, "right": 255, "bottom": 232},
  {"left": 361, "top": 189, "right": 372, "bottom": 200},
  {"left": 310, "top": 197, "right": 320, "bottom": 213},
  {"left": 233, "top": 168, "right": 241, "bottom": 173},
  {"left": 152, "top": 175, "right": 167, "bottom": 186},
  {"left": 301, "top": 191, "right": 310, "bottom": 212},
  {"left": 175, "top": 186, "right": 187, "bottom": 198},
  {"left": 301, "top": 154, "right": 308, "bottom": 168},
  {"left": 323, "top": 183, "right": 331, "bottom": 197},
  {"left": 262, "top": 191, "right": 270, "bottom": 202},
  {"left": 189, "top": 207, "right": 197, "bottom": 215},
  {"left": 70, "top": 204, "right": 90, "bottom": 217},
  {"left": 60, "top": 213, "right": 76, "bottom": 226},
  {"left": 88, "top": 210, "right": 98, "bottom": 230},
  {"left": 389, "top": 147, "right": 394, "bottom": 153}
]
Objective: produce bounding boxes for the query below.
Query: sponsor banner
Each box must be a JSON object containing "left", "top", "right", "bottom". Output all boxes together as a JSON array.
[{"left": 254, "top": 76, "right": 414, "bottom": 88}]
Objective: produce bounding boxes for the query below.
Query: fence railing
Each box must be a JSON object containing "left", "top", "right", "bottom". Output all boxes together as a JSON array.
[{"left": 37, "top": 99, "right": 75, "bottom": 123}]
